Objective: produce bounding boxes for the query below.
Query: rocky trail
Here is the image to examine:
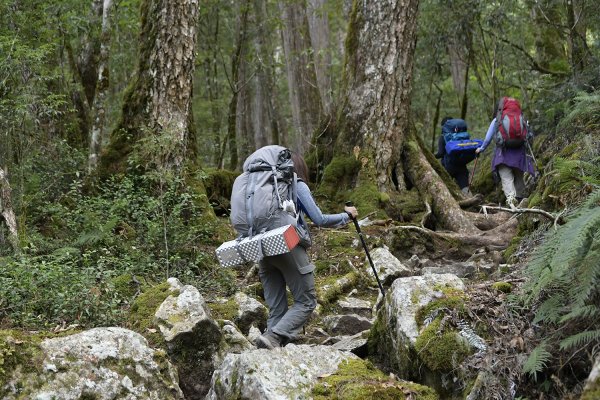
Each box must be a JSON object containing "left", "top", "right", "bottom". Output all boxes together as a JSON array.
[{"left": 2, "top": 201, "right": 598, "bottom": 400}]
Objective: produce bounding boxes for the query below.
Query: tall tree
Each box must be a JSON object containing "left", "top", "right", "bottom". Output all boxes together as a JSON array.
[
  {"left": 324, "top": 0, "right": 500, "bottom": 236},
  {"left": 279, "top": 0, "right": 323, "bottom": 155},
  {"left": 100, "top": 0, "right": 199, "bottom": 173},
  {"left": 336, "top": 0, "right": 420, "bottom": 193},
  {"left": 88, "top": 0, "right": 114, "bottom": 172},
  {"left": 306, "top": 0, "right": 333, "bottom": 114}
]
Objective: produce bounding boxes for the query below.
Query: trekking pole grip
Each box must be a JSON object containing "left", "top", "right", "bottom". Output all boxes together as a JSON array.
[{"left": 345, "top": 201, "right": 357, "bottom": 220}]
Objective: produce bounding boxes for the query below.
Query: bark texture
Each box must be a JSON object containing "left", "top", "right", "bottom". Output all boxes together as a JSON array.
[
  {"left": 0, "top": 168, "right": 18, "bottom": 252},
  {"left": 88, "top": 0, "right": 114, "bottom": 172},
  {"left": 339, "top": 0, "right": 419, "bottom": 192},
  {"left": 101, "top": 0, "right": 199, "bottom": 173},
  {"left": 279, "top": 1, "right": 324, "bottom": 155},
  {"left": 307, "top": 0, "right": 333, "bottom": 113}
]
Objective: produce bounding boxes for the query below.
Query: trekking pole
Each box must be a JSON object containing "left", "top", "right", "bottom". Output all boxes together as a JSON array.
[
  {"left": 468, "top": 155, "right": 479, "bottom": 189},
  {"left": 525, "top": 141, "right": 540, "bottom": 178},
  {"left": 345, "top": 201, "right": 385, "bottom": 296}
]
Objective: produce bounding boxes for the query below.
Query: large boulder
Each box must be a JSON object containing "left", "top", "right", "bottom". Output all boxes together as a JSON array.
[
  {"left": 153, "top": 278, "right": 222, "bottom": 399},
  {"left": 206, "top": 345, "right": 357, "bottom": 399},
  {"left": 323, "top": 314, "right": 373, "bottom": 336},
  {"left": 1, "top": 327, "right": 183, "bottom": 399},
  {"left": 368, "top": 247, "right": 412, "bottom": 285},
  {"left": 369, "top": 273, "right": 471, "bottom": 382}
]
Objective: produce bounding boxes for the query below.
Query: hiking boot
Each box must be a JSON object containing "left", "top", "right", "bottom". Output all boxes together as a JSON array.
[
  {"left": 517, "top": 197, "right": 529, "bottom": 208},
  {"left": 256, "top": 332, "right": 282, "bottom": 350}
]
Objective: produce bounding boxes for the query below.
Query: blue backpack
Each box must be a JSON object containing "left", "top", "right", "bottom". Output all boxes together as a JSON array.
[{"left": 442, "top": 119, "right": 482, "bottom": 165}]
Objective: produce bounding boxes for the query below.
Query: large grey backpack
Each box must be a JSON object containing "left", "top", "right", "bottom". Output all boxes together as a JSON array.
[{"left": 230, "top": 145, "right": 301, "bottom": 239}]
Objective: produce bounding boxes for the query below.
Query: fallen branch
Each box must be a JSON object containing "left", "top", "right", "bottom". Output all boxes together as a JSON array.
[{"left": 480, "top": 205, "right": 566, "bottom": 230}]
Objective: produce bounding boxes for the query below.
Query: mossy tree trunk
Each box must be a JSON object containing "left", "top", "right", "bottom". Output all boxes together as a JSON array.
[
  {"left": 321, "top": 0, "right": 482, "bottom": 235},
  {"left": 100, "top": 0, "right": 199, "bottom": 174},
  {"left": 335, "top": 0, "right": 419, "bottom": 193}
]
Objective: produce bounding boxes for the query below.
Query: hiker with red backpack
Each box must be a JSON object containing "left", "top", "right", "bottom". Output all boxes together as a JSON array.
[{"left": 475, "top": 97, "right": 535, "bottom": 208}]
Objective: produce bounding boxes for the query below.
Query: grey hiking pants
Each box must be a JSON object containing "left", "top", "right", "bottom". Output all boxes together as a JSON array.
[{"left": 258, "top": 246, "right": 316, "bottom": 341}]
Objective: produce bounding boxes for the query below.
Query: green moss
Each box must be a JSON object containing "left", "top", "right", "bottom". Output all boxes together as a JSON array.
[
  {"left": 581, "top": 379, "right": 600, "bottom": 400},
  {"left": 317, "top": 272, "right": 360, "bottom": 305},
  {"left": 414, "top": 295, "right": 466, "bottom": 328},
  {"left": 128, "top": 282, "right": 177, "bottom": 345},
  {"left": 311, "top": 358, "right": 438, "bottom": 400},
  {"left": 491, "top": 282, "right": 513, "bottom": 293},
  {"left": 110, "top": 274, "right": 140, "bottom": 299},
  {"left": 0, "top": 330, "right": 44, "bottom": 385},
  {"left": 207, "top": 298, "right": 238, "bottom": 321},
  {"left": 503, "top": 234, "right": 523, "bottom": 261},
  {"left": 414, "top": 318, "right": 472, "bottom": 373}
]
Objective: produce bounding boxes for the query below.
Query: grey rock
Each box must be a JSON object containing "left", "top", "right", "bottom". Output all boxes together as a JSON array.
[
  {"left": 421, "top": 261, "right": 476, "bottom": 278},
  {"left": 2, "top": 327, "right": 183, "bottom": 399},
  {"left": 234, "top": 292, "right": 267, "bottom": 335},
  {"left": 336, "top": 297, "right": 373, "bottom": 318},
  {"left": 368, "top": 247, "right": 412, "bottom": 285},
  {"left": 155, "top": 278, "right": 222, "bottom": 399},
  {"left": 331, "top": 331, "right": 369, "bottom": 357},
  {"left": 323, "top": 314, "right": 373, "bottom": 336},
  {"left": 405, "top": 254, "right": 421, "bottom": 269},
  {"left": 247, "top": 324, "right": 262, "bottom": 345},
  {"left": 206, "top": 344, "right": 357, "bottom": 400}
]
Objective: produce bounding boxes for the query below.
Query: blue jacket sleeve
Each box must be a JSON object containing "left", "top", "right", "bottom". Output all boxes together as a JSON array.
[
  {"left": 478, "top": 119, "right": 496, "bottom": 152},
  {"left": 296, "top": 181, "right": 349, "bottom": 228}
]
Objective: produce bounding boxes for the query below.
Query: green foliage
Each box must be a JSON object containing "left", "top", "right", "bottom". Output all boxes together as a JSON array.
[
  {"left": 521, "top": 189, "right": 600, "bottom": 378},
  {"left": 522, "top": 341, "right": 552, "bottom": 381},
  {"left": 1, "top": 170, "right": 236, "bottom": 329}
]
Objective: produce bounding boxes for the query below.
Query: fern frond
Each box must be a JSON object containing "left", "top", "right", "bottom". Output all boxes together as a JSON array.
[
  {"left": 533, "top": 295, "right": 566, "bottom": 324},
  {"left": 559, "top": 305, "right": 599, "bottom": 323},
  {"left": 559, "top": 329, "right": 600, "bottom": 351},
  {"left": 523, "top": 342, "right": 552, "bottom": 380}
]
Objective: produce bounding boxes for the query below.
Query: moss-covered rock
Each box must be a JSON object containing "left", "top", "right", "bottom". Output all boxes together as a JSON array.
[
  {"left": 414, "top": 318, "right": 472, "bottom": 373},
  {"left": 312, "top": 358, "right": 438, "bottom": 400},
  {"left": 128, "top": 281, "right": 174, "bottom": 346},
  {"left": 491, "top": 282, "right": 513, "bottom": 293},
  {"left": 1, "top": 327, "right": 183, "bottom": 399}
]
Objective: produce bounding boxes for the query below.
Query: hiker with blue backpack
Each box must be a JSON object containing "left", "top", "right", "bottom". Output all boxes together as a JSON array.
[
  {"left": 475, "top": 97, "right": 535, "bottom": 208},
  {"left": 435, "top": 117, "right": 483, "bottom": 195},
  {"left": 229, "top": 146, "right": 357, "bottom": 349}
]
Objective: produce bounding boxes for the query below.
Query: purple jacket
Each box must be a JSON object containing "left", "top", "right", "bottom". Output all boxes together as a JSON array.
[{"left": 479, "top": 119, "right": 535, "bottom": 175}]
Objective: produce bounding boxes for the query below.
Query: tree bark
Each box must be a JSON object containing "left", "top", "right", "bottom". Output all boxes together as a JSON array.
[
  {"left": 88, "top": 0, "right": 114, "bottom": 173},
  {"left": 223, "top": 0, "right": 250, "bottom": 170},
  {"left": 100, "top": 0, "right": 199, "bottom": 173},
  {"left": 279, "top": 1, "right": 323, "bottom": 155},
  {"left": 565, "top": 0, "right": 589, "bottom": 77},
  {"left": 0, "top": 168, "right": 19, "bottom": 253},
  {"left": 337, "top": 0, "right": 419, "bottom": 192},
  {"left": 306, "top": 0, "right": 333, "bottom": 114}
]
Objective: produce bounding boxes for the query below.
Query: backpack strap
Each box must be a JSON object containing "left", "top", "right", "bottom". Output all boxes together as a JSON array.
[
  {"left": 245, "top": 171, "right": 258, "bottom": 238},
  {"left": 271, "top": 165, "right": 283, "bottom": 209}
]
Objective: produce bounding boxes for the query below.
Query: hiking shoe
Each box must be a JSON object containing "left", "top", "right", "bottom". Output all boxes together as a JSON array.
[{"left": 256, "top": 332, "right": 282, "bottom": 350}]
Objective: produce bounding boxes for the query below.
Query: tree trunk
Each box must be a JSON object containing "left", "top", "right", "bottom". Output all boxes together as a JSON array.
[
  {"left": 88, "top": 0, "right": 114, "bottom": 173},
  {"left": 0, "top": 168, "right": 19, "bottom": 253},
  {"left": 224, "top": 0, "right": 251, "bottom": 170},
  {"left": 337, "top": 0, "right": 419, "bottom": 193},
  {"left": 528, "top": 0, "right": 567, "bottom": 71},
  {"left": 306, "top": 0, "right": 333, "bottom": 114},
  {"left": 404, "top": 131, "right": 479, "bottom": 234},
  {"left": 100, "top": 0, "right": 199, "bottom": 173},
  {"left": 279, "top": 1, "right": 323, "bottom": 155},
  {"left": 565, "top": 0, "right": 589, "bottom": 77}
]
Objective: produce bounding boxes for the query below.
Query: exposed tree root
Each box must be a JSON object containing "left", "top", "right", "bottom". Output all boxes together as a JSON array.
[
  {"left": 390, "top": 218, "right": 518, "bottom": 250},
  {"left": 480, "top": 205, "right": 566, "bottom": 229},
  {"left": 459, "top": 193, "right": 484, "bottom": 208}
]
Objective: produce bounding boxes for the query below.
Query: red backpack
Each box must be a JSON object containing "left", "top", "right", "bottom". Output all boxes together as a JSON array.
[{"left": 494, "top": 97, "right": 528, "bottom": 148}]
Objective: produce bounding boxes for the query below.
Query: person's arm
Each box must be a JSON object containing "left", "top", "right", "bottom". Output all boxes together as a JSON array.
[
  {"left": 476, "top": 118, "right": 496, "bottom": 153},
  {"left": 434, "top": 134, "right": 446, "bottom": 159},
  {"left": 296, "top": 181, "right": 350, "bottom": 227}
]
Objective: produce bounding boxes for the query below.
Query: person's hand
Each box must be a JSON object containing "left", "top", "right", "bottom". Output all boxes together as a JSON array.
[
  {"left": 475, "top": 148, "right": 481, "bottom": 154},
  {"left": 344, "top": 205, "right": 358, "bottom": 220}
]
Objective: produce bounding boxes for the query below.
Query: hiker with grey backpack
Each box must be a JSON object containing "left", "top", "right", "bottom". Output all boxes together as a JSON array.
[
  {"left": 475, "top": 97, "right": 535, "bottom": 208},
  {"left": 229, "top": 146, "right": 357, "bottom": 349}
]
